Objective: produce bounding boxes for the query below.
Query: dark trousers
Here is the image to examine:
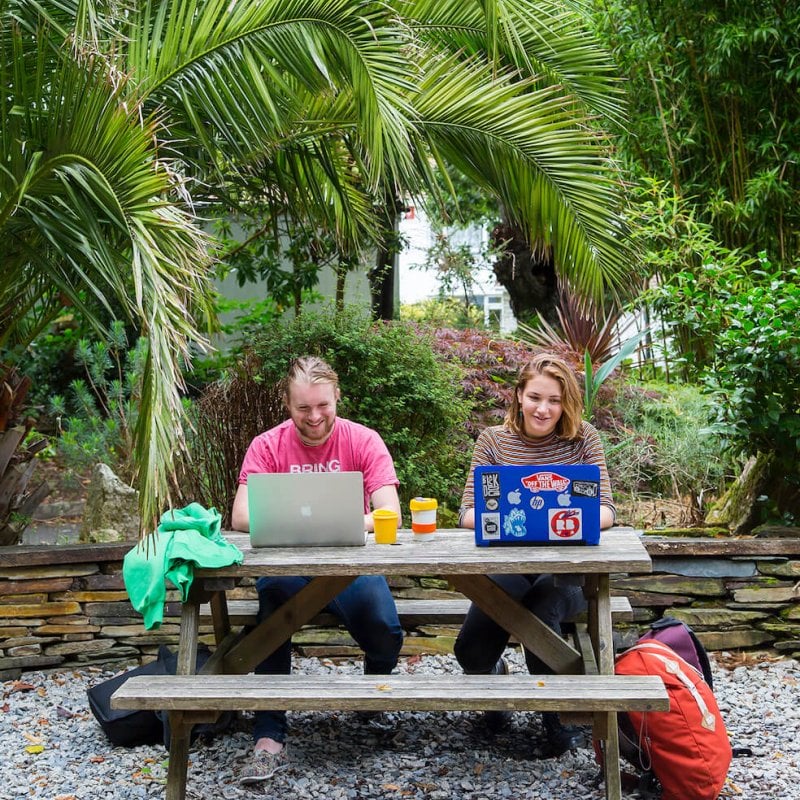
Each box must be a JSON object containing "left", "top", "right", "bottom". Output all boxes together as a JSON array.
[
  {"left": 252, "top": 575, "right": 403, "bottom": 743},
  {"left": 454, "top": 573, "right": 586, "bottom": 674}
]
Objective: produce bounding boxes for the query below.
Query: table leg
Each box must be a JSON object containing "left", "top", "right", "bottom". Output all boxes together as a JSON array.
[
  {"left": 209, "top": 590, "right": 231, "bottom": 645},
  {"left": 594, "top": 574, "right": 622, "bottom": 800},
  {"left": 165, "top": 712, "right": 192, "bottom": 800},
  {"left": 165, "top": 587, "right": 202, "bottom": 800}
]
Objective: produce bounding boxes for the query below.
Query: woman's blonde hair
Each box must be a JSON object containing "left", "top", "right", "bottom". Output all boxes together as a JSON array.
[
  {"left": 504, "top": 353, "right": 583, "bottom": 440},
  {"left": 282, "top": 356, "right": 339, "bottom": 403}
]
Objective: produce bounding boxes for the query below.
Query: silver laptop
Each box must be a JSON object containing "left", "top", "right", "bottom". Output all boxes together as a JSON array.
[{"left": 247, "top": 471, "right": 367, "bottom": 547}]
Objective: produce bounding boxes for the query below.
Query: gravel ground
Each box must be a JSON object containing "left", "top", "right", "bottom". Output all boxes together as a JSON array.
[{"left": 2, "top": 650, "right": 798, "bottom": 800}]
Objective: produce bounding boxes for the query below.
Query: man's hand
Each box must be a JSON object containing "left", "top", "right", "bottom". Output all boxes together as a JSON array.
[{"left": 366, "top": 484, "right": 401, "bottom": 532}]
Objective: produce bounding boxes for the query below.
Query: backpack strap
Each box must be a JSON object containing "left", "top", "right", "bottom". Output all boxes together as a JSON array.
[
  {"left": 630, "top": 642, "right": 718, "bottom": 731},
  {"left": 648, "top": 617, "right": 714, "bottom": 688}
]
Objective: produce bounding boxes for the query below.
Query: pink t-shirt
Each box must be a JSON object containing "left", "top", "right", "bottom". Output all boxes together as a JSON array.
[{"left": 238, "top": 418, "right": 399, "bottom": 512}]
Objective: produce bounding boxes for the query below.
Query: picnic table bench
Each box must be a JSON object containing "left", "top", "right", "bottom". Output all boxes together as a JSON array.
[{"left": 196, "top": 594, "right": 633, "bottom": 629}]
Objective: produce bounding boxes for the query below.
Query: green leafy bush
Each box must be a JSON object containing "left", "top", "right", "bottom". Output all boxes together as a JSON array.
[
  {"left": 601, "top": 382, "right": 736, "bottom": 520},
  {"left": 700, "top": 259, "right": 800, "bottom": 520},
  {"left": 246, "top": 308, "right": 474, "bottom": 522},
  {"left": 9, "top": 313, "right": 97, "bottom": 412},
  {"left": 400, "top": 297, "right": 483, "bottom": 329},
  {"left": 49, "top": 322, "right": 145, "bottom": 482}
]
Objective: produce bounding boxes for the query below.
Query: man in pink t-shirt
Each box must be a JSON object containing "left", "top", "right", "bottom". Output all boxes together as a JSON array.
[{"left": 232, "top": 356, "right": 403, "bottom": 786}]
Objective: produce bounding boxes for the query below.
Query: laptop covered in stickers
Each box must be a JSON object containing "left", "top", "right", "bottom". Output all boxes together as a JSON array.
[{"left": 473, "top": 464, "right": 602, "bottom": 546}]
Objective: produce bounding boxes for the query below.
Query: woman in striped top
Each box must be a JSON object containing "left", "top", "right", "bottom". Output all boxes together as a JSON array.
[{"left": 454, "top": 352, "right": 616, "bottom": 756}]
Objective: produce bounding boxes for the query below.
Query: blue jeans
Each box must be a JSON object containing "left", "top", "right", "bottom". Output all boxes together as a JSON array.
[
  {"left": 453, "top": 573, "right": 586, "bottom": 675},
  {"left": 252, "top": 575, "right": 403, "bottom": 743}
]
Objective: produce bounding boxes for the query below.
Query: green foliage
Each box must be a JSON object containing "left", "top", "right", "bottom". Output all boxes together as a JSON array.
[
  {"left": 215, "top": 217, "right": 331, "bottom": 317},
  {"left": 400, "top": 298, "right": 483, "bottom": 329},
  {"left": 247, "top": 308, "right": 474, "bottom": 519},
  {"left": 419, "top": 232, "right": 482, "bottom": 310},
  {"left": 699, "top": 258, "right": 800, "bottom": 478},
  {"left": 601, "top": 382, "right": 736, "bottom": 516},
  {"left": 592, "top": 1, "right": 800, "bottom": 264},
  {"left": 627, "top": 179, "right": 755, "bottom": 280},
  {"left": 4, "top": 0, "right": 632, "bottom": 533},
  {"left": 423, "top": 164, "right": 501, "bottom": 232},
  {"left": 643, "top": 251, "right": 800, "bottom": 518},
  {"left": 631, "top": 179, "right": 758, "bottom": 377},
  {"left": 583, "top": 331, "right": 647, "bottom": 421},
  {"left": 50, "top": 323, "right": 146, "bottom": 482},
  {"left": 10, "top": 321, "right": 83, "bottom": 411}
]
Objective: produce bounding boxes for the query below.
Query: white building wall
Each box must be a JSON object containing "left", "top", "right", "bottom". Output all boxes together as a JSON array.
[{"left": 398, "top": 204, "right": 516, "bottom": 332}]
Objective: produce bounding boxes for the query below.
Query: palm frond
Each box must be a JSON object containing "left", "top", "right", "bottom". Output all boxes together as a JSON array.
[
  {"left": 401, "top": 0, "right": 625, "bottom": 125},
  {"left": 412, "top": 52, "right": 628, "bottom": 300},
  {"left": 1, "top": 16, "right": 216, "bottom": 532},
  {"left": 124, "top": 0, "right": 420, "bottom": 191}
]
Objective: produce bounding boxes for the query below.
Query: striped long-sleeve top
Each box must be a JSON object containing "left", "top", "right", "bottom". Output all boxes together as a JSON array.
[{"left": 459, "top": 421, "right": 616, "bottom": 523}]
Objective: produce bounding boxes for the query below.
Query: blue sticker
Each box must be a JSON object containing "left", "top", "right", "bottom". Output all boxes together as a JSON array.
[{"left": 503, "top": 507, "right": 527, "bottom": 538}]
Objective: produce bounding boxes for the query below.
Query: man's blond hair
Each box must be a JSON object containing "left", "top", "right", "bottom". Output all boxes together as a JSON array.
[{"left": 282, "top": 356, "right": 339, "bottom": 402}]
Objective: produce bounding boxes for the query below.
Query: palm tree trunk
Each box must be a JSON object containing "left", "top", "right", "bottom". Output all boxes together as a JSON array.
[
  {"left": 370, "top": 194, "right": 404, "bottom": 321},
  {"left": 490, "top": 220, "right": 559, "bottom": 324}
]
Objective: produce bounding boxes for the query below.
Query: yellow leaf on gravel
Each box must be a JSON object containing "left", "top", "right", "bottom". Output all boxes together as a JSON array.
[{"left": 25, "top": 745, "right": 45, "bottom": 754}]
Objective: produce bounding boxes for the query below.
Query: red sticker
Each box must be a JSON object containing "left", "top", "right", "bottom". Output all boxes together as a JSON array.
[
  {"left": 521, "top": 471, "right": 570, "bottom": 493},
  {"left": 549, "top": 509, "right": 582, "bottom": 539}
]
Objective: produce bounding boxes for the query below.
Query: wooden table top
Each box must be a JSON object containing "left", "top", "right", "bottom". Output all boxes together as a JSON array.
[{"left": 196, "top": 527, "right": 652, "bottom": 579}]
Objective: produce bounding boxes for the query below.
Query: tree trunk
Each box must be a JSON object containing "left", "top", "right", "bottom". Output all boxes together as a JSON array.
[
  {"left": 490, "top": 221, "right": 559, "bottom": 325},
  {"left": 370, "top": 195, "right": 404, "bottom": 321},
  {"left": 335, "top": 259, "right": 347, "bottom": 312}
]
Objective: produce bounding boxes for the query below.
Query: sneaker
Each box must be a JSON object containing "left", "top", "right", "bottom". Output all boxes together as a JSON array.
[
  {"left": 539, "top": 712, "right": 585, "bottom": 757},
  {"left": 355, "top": 710, "right": 393, "bottom": 732},
  {"left": 483, "top": 657, "right": 512, "bottom": 733},
  {"left": 239, "top": 747, "right": 289, "bottom": 785}
]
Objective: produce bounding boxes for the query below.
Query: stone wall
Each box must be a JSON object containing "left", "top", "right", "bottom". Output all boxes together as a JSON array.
[{"left": 1, "top": 537, "right": 799, "bottom": 679}]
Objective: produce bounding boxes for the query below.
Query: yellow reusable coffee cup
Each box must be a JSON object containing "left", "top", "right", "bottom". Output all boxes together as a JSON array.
[
  {"left": 410, "top": 497, "right": 438, "bottom": 540},
  {"left": 373, "top": 508, "right": 399, "bottom": 544}
]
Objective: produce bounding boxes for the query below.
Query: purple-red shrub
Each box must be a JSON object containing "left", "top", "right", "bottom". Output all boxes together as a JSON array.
[{"left": 428, "top": 328, "right": 541, "bottom": 439}]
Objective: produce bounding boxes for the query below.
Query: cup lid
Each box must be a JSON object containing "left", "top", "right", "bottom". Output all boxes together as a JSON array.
[
  {"left": 373, "top": 508, "right": 399, "bottom": 519},
  {"left": 410, "top": 497, "right": 438, "bottom": 511}
]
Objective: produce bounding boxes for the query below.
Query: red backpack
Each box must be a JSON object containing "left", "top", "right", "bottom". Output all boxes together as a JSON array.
[{"left": 609, "top": 633, "right": 732, "bottom": 800}]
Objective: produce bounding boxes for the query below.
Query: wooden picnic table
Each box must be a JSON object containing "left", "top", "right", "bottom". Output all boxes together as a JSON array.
[{"left": 112, "top": 526, "right": 667, "bottom": 800}]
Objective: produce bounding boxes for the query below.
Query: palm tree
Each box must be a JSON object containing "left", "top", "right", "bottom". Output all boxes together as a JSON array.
[
  {"left": 1, "top": 0, "right": 628, "bottom": 535},
  {"left": 399, "top": 0, "right": 629, "bottom": 315}
]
